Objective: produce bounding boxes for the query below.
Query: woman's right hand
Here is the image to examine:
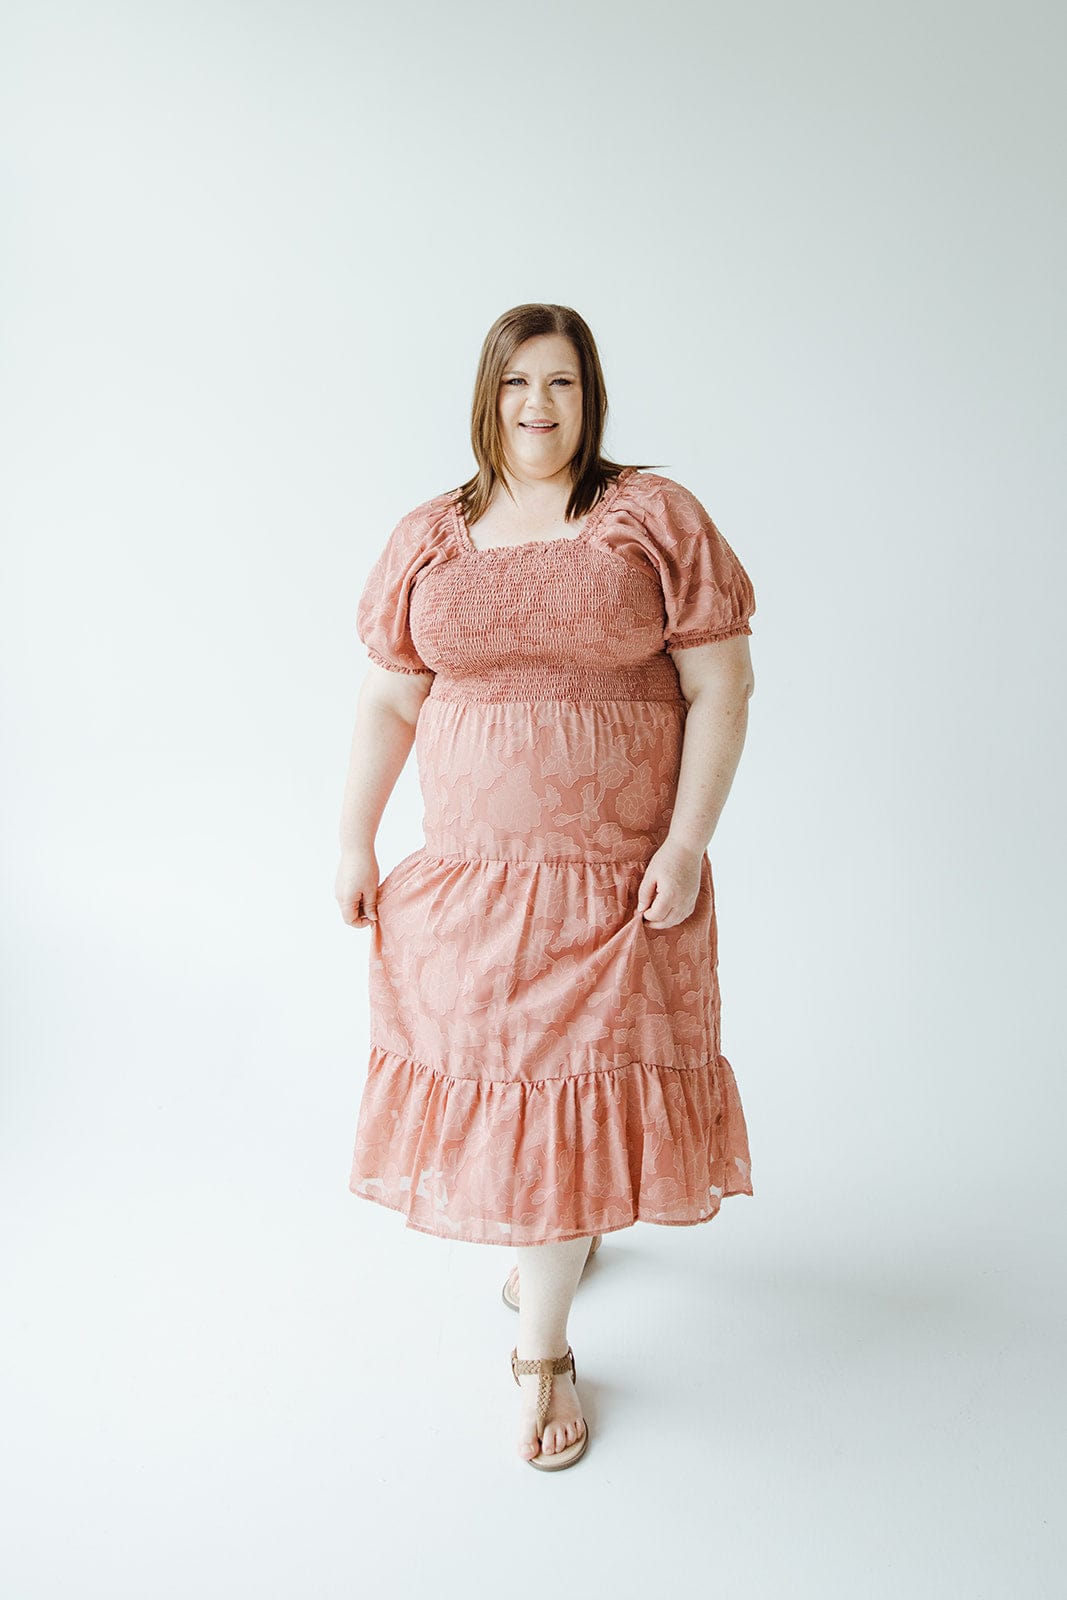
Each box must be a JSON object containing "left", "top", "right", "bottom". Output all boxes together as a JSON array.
[{"left": 335, "top": 848, "right": 382, "bottom": 928}]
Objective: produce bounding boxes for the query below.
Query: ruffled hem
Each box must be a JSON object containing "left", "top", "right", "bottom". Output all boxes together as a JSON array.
[
  {"left": 348, "top": 1044, "right": 754, "bottom": 1246},
  {"left": 667, "top": 621, "right": 754, "bottom": 648}
]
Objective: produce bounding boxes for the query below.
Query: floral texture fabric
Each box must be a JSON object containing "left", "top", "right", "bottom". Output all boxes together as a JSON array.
[{"left": 349, "top": 466, "right": 756, "bottom": 1245}]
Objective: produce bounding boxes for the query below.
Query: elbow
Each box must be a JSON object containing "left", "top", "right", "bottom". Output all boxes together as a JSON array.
[{"left": 689, "top": 669, "right": 754, "bottom": 707}]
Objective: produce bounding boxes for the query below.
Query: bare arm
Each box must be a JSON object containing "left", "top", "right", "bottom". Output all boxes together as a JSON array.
[
  {"left": 335, "top": 661, "right": 434, "bottom": 927},
  {"left": 636, "top": 634, "right": 755, "bottom": 928}
]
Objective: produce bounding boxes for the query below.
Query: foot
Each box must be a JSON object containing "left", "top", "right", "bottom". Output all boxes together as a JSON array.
[{"left": 515, "top": 1354, "right": 586, "bottom": 1461}]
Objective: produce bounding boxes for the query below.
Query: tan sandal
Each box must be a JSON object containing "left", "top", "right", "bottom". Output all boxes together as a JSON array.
[
  {"left": 501, "top": 1233, "right": 602, "bottom": 1312},
  {"left": 511, "top": 1344, "right": 589, "bottom": 1470}
]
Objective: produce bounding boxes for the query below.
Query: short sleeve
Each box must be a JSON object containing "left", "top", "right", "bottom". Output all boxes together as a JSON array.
[
  {"left": 640, "top": 478, "right": 756, "bottom": 650},
  {"left": 356, "top": 508, "right": 436, "bottom": 675}
]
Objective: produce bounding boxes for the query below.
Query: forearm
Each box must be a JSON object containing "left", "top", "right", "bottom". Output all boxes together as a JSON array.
[
  {"left": 666, "top": 680, "right": 752, "bottom": 858},
  {"left": 338, "top": 684, "right": 421, "bottom": 856}
]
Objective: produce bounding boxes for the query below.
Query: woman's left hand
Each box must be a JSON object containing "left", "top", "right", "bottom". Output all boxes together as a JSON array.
[{"left": 635, "top": 839, "right": 703, "bottom": 929}]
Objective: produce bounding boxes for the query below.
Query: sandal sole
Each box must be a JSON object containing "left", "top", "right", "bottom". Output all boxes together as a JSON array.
[{"left": 525, "top": 1425, "right": 589, "bottom": 1470}]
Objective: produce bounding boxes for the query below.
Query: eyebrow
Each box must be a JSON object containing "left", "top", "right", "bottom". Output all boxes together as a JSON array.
[{"left": 504, "top": 368, "right": 578, "bottom": 377}]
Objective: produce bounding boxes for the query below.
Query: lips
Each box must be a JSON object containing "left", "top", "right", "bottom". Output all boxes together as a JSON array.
[{"left": 521, "top": 422, "right": 557, "bottom": 430}]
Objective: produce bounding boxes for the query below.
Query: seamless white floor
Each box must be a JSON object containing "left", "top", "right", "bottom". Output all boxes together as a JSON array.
[{"left": 2, "top": 979, "right": 1062, "bottom": 1600}]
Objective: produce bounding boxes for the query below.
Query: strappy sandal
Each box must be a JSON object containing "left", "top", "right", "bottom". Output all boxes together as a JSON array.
[
  {"left": 511, "top": 1344, "right": 589, "bottom": 1470},
  {"left": 501, "top": 1233, "right": 602, "bottom": 1312}
]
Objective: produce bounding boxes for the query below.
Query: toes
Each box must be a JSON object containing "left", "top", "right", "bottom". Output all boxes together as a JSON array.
[
  {"left": 517, "top": 1413, "right": 584, "bottom": 1459},
  {"left": 517, "top": 1421, "right": 540, "bottom": 1458},
  {"left": 517, "top": 1405, "right": 541, "bottom": 1458}
]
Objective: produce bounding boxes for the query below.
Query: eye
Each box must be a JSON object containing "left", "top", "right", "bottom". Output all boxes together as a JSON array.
[
  {"left": 552, "top": 378, "right": 574, "bottom": 386},
  {"left": 503, "top": 377, "right": 525, "bottom": 386}
]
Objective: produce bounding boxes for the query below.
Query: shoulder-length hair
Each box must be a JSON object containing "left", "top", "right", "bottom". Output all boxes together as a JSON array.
[{"left": 452, "top": 303, "right": 662, "bottom": 527}]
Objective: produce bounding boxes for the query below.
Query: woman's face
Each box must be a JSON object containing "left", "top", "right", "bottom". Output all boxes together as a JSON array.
[{"left": 497, "top": 333, "right": 584, "bottom": 483}]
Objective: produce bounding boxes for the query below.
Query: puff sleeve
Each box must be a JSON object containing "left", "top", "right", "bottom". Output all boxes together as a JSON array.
[
  {"left": 356, "top": 507, "right": 435, "bottom": 675},
  {"left": 641, "top": 478, "right": 756, "bottom": 650}
]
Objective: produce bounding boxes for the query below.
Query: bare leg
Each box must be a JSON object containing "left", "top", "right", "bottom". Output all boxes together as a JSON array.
[{"left": 512, "top": 1235, "right": 591, "bottom": 1460}]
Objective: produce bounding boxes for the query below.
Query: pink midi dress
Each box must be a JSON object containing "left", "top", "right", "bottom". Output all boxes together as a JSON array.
[{"left": 348, "top": 466, "right": 756, "bottom": 1246}]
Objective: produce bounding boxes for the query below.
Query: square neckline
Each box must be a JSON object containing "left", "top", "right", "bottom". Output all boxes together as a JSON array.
[{"left": 451, "top": 467, "right": 634, "bottom": 554}]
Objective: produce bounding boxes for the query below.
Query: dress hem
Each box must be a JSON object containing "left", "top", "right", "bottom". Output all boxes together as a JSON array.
[
  {"left": 347, "top": 1179, "right": 754, "bottom": 1247},
  {"left": 348, "top": 1042, "right": 754, "bottom": 1246}
]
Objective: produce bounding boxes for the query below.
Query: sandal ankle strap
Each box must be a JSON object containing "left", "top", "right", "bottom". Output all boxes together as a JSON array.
[{"left": 511, "top": 1345, "right": 575, "bottom": 1382}]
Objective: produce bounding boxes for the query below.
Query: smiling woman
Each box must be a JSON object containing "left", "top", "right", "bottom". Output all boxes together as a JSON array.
[{"left": 336, "top": 301, "right": 758, "bottom": 1469}]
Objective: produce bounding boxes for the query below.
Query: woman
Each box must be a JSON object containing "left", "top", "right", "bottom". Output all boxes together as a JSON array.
[{"left": 334, "top": 302, "right": 757, "bottom": 1471}]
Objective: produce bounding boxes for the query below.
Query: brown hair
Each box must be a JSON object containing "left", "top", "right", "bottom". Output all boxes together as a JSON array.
[{"left": 452, "top": 303, "right": 662, "bottom": 527}]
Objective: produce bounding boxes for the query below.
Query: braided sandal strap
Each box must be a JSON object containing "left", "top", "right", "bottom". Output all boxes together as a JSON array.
[{"left": 510, "top": 1346, "right": 577, "bottom": 1436}]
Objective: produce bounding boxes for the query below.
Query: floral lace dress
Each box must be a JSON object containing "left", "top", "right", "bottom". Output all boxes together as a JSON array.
[{"left": 348, "top": 466, "right": 757, "bottom": 1245}]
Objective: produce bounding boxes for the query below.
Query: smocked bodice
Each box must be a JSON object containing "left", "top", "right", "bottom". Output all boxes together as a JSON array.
[{"left": 356, "top": 467, "right": 756, "bottom": 702}]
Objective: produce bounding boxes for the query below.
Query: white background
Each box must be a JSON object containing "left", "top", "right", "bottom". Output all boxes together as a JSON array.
[{"left": 2, "top": 2, "right": 1064, "bottom": 1595}]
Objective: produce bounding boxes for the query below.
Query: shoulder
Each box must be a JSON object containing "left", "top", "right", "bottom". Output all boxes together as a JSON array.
[
  {"left": 392, "top": 487, "right": 459, "bottom": 542},
  {"left": 374, "top": 488, "right": 461, "bottom": 566},
  {"left": 611, "top": 469, "right": 719, "bottom": 539},
  {"left": 615, "top": 469, "right": 709, "bottom": 516},
  {"left": 605, "top": 469, "right": 751, "bottom": 586}
]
